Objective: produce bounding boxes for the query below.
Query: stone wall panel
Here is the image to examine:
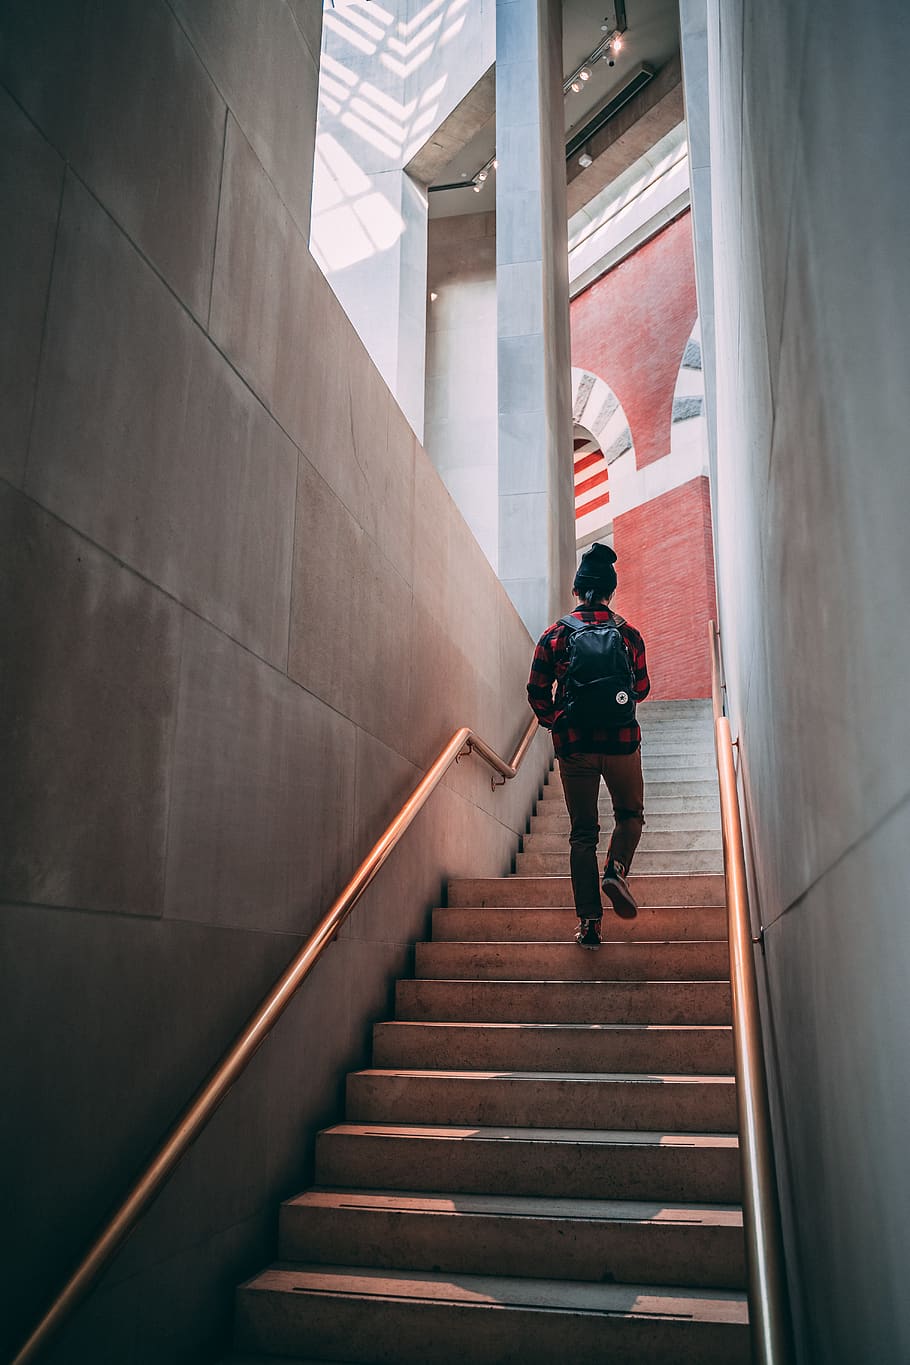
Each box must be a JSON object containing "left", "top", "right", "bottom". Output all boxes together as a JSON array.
[
  {"left": 288, "top": 451, "right": 413, "bottom": 753},
  {"left": 0, "top": 87, "right": 63, "bottom": 486},
  {"left": 0, "top": 0, "right": 225, "bottom": 320},
  {"left": 0, "top": 487, "right": 182, "bottom": 916},
  {"left": 164, "top": 614, "right": 357, "bottom": 936},
  {"left": 172, "top": 0, "right": 319, "bottom": 241},
  {"left": 27, "top": 175, "right": 297, "bottom": 668},
  {"left": 0, "top": 903, "right": 296, "bottom": 1359}
]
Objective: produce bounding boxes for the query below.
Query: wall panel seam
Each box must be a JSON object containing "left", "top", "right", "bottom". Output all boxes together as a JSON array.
[
  {"left": 60, "top": 163, "right": 305, "bottom": 459},
  {"left": 20, "top": 156, "right": 66, "bottom": 492},
  {"left": 207, "top": 106, "right": 230, "bottom": 332},
  {"left": 6, "top": 475, "right": 536, "bottom": 796},
  {"left": 759, "top": 784, "right": 910, "bottom": 933},
  {"left": 283, "top": 0, "right": 323, "bottom": 68},
  {"left": 163, "top": 0, "right": 318, "bottom": 247}
]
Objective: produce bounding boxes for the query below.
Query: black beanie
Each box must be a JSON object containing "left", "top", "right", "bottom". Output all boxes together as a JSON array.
[{"left": 574, "top": 542, "right": 617, "bottom": 597}]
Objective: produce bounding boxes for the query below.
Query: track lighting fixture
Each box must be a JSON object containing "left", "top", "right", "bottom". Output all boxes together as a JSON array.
[{"left": 564, "top": 21, "right": 627, "bottom": 96}]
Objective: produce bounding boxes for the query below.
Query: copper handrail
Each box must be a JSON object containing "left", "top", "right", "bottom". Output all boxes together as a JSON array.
[
  {"left": 709, "top": 621, "right": 792, "bottom": 1364},
  {"left": 13, "top": 714, "right": 541, "bottom": 1365}
]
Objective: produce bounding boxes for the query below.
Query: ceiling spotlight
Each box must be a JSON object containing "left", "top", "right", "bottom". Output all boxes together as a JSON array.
[
  {"left": 492, "top": 159, "right": 498, "bottom": 170},
  {"left": 570, "top": 80, "right": 581, "bottom": 92},
  {"left": 612, "top": 33, "right": 623, "bottom": 51},
  {"left": 580, "top": 68, "right": 591, "bottom": 80},
  {"left": 430, "top": 292, "right": 438, "bottom": 301},
  {"left": 472, "top": 181, "right": 482, "bottom": 192},
  {"left": 578, "top": 151, "right": 593, "bottom": 169},
  {"left": 601, "top": 20, "right": 610, "bottom": 30},
  {"left": 477, "top": 169, "right": 488, "bottom": 181}
]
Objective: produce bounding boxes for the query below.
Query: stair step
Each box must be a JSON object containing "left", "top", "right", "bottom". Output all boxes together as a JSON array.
[
  {"left": 640, "top": 753, "right": 719, "bottom": 770},
  {"left": 638, "top": 700, "right": 712, "bottom": 715},
  {"left": 545, "top": 764, "right": 716, "bottom": 783},
  {"left": 524, "top": 829, "right": 723, "bottom": 852},
  {"left": 529, "top": 810, "right": 722, "bottom": 833},
  {"left": 278, "top": 1190, "right": 747, "bottom": 1289},
  {"left": 540, "top": 779, "right": 718, "bottom": 800},
  {"left": 372, "top": 1021, "right": 734, "bottom": 1074},
  {"left": 416, "top": 939, "right": 731, "bottom": 981},
  {"left": 633, "top": 748, "right": 720, "bottom": 758},
  {"left": 236, "top": 1265, "right": 749, "bottom": 1365},
  {"left": 223, "top": 1358, "right": 340, "bottom": 1365},
  {"left": 566, "top": 767, "right": 718, "bottom": 784},
  {"left": 518, "top": 851, "right": 725, "bottom": 873},
  {"left": 517, "top": 850, "right": 725, "bottom": 875},
  {"left": 637, "top": 728, "right": 715, "bottom": 741},
  {"left": 395, "top": 978, "right": 733, "bottom": 1024},
  {"left": 431, "top": 905, "right": 727, "bottom": 942},
  {"left": 347, "top": 1068, "right": 737, "bottom": 1131},
  {"left": 315, "top": 1124, "right": 741, "bottom": 1203},
  {"left": 448, "top": 873, "right": 725, "bottom": 908},
  {"left": 538, "top": 793, "right": 721, "bottom": 813}
]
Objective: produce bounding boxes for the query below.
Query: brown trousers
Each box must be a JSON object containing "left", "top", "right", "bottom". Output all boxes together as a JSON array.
[{"left": 557, "top": 750, "right": 645, "bottom": 918}]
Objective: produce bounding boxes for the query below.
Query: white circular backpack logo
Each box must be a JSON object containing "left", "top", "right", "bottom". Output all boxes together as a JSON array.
[{"left": 616, "top": 690, "right": 629, "bottom": 706}]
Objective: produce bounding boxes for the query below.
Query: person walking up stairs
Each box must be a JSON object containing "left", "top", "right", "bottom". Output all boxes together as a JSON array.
[
  {"left": 224, "top": 698, "right": 751, "bottom": 1364},
  {"left": 527, "top": 543, "right": 651, "bottom": 949}
]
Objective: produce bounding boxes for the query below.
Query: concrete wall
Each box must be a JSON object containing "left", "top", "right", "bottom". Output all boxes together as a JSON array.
[
  {"left": 688, "top": 1, "right": 910, "bottom": 1360},
  {"left": 0, "top": 4, "right": 549, "bottom": 1360},
  {"left": 425, "top": 211, "right": 498, "bottom": 568},
  {"left": 495, "top": 0, "right": 576, "bottom": 637}
]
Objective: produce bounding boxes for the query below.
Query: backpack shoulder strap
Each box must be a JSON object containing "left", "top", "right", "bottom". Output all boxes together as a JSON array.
[
  {"left": 558, "top": 614, "right": 586, "bottom": 633},
  {"left": 609, "top": 610, "right": 626, "bottom": 627}
]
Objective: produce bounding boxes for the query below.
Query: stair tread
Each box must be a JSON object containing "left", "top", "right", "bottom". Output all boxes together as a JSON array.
[
  {"left": 419, "top": 940, "right": 729, "bottom": 948},
  {"left": 454, "top": 875, "right": 723, "bottom": 882},
  {"left": 434, "top": 903, "right": 725, "bottom": 911},
  {"left": 242, "top": 1264, "right": 749, "bottom": 1321},
  {"left": 288, "top": 1188, "right": 744, "bottom": 1225},
  {"left": 446, "top": 874, "right": 726, "bottom": 909},
  {"left": 224, "top": 1358, "right": 345, "bottom": 1365},
  {"left": 352, "top": 1067, "right": 735, "bottom": 1084},
  {"left": 411, "top": 981, "right": 731, "bottom": 991},
  {"left": 378, "top": 1021, "right": 732, "bottom": 1032},
  {"left": 322, "top": 1122, "right": 738, "bottom": 1147}
]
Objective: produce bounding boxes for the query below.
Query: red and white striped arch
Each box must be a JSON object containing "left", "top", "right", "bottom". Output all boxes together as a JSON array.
[{"left": 571, "top": 367, "right": 634, "bottom": 545}]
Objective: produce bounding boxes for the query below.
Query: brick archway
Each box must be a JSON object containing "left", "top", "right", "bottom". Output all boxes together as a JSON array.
[{"left": 571, "top": 366, "right": 634, "bottom": 545}]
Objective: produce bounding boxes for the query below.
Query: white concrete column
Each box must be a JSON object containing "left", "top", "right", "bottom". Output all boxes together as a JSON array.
[
  {"left": 679, "top": 0, "right": 718, "bottom": 482},
  {"left": 496, "top": 0, "right": 575, "bottom": 636}
]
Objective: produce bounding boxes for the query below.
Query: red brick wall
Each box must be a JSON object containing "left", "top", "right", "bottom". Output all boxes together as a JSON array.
[
  {"left": 612, "top": 477, "right": 717, "bottom": 699},
  {"left": 572, "top": 212, "right": 698, "bottom": 468}
]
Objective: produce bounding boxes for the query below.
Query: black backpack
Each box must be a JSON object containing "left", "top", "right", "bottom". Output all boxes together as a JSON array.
[{"left": 558, "top": 612, "right": 636, "bottom": 728}]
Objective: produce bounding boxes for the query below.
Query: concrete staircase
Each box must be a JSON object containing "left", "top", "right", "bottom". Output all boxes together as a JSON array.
[{"left": 226, "top": 700, "right": 751, "bottom": 1363}]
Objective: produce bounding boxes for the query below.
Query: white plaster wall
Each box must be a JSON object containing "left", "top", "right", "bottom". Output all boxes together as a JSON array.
[
  {"left": 425, "top": 210, "right": 498, "bottom": 567},
  {"left": 690, "top": 1, "right": 910, "bottom": 1360},
  {"left": 312, "top": 0, "right": 496, "bottom": 435}
]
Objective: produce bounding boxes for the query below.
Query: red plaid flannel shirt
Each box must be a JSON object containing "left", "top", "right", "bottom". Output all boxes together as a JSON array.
[{"left": 527, "top": 605, "right": 650, "bottom": 756}]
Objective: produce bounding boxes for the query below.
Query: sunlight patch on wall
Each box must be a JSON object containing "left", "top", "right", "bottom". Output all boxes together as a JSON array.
[{"left": 312, "top": 133, "right": 405, "bottom": 271}]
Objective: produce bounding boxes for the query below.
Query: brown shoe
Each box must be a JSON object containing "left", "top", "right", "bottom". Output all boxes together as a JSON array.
[{"left": 601, "top": 859, "right": 638, "bottom": 919}]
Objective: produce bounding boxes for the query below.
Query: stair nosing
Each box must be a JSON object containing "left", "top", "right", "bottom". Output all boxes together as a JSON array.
[
  {"left": 289, "top": 1187, "right": 745, "bottom": 1223},
  {"left": 351, "top": 1067, "right": 736, "bottom": 1082}
]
